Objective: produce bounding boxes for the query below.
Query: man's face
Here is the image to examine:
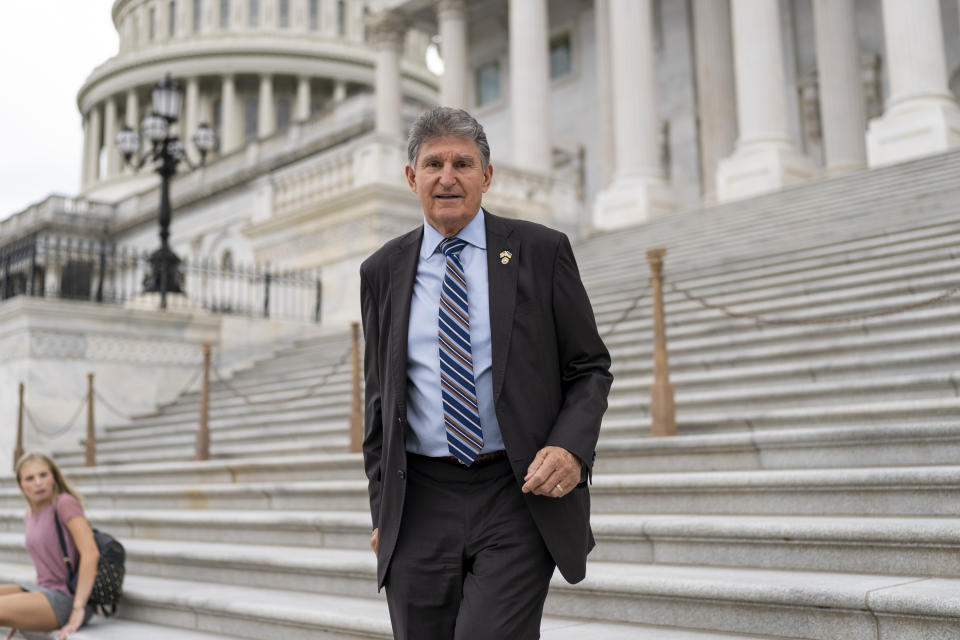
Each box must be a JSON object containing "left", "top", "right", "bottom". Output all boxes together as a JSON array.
[{"left": 405, "top": 135, "right": 493, "bottom": 237}]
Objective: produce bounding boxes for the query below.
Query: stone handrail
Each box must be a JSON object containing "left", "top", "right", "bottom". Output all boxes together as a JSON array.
[{"left": 1, "top": 195, "right": 114, "bottom": 243}]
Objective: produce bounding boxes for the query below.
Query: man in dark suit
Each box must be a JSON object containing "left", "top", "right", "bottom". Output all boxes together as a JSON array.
[{"left": 360, "top": 107, "right": 612, "bottom": 640}]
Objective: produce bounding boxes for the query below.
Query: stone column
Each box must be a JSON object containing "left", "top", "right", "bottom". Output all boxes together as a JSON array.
[
  {"left": 333, "top": 79, "right": 347, "bottom": 103},
  {"left": 86, "top": 104, "right": 103, "bottom": 186},
  {"left": 812, "top": 0, "right": 866, "bottom": 175},
  {"left": 184, "top": 77, "right": 200, "bottom": 161},
  {"left": 369, "top": 10, "right": 406, "bottom": 138},
  {"left": 716, "top": 0, "right": 814, "bottom": 201},
  {"left": 593, "top": 0, "right": 674, "bottom": 228},
  {"left": 508, "top": 0, "right": 551, "bottom": 173},
  {"left": 296, "top": 76, "right": 311, "bottom": 121},
  {"left": 258, "top": 74, "right": 276, "bottom": 138},
  {"left": 221, "top": 75, "right": 240, "bottom": 153},
  {"left": 692, "top": 0, "right": 737, "bottom": 202},
  {"left": 437, "top": 0, "right": 467, "bottom": 109},
  {"left": 866, "top": 0, "right": 960, "bottom": 166},
  {"left": 594, "top": 0, "right": 614, "bottom": 189},
  {"left": 81, "top": 114, "right": 92, "bottom": 190},
  {"left": 103, "top": 96, "right": 120, "bottom": 178},
  {"left": 125, "top": 89, "right": 140, "bottom": 173}
]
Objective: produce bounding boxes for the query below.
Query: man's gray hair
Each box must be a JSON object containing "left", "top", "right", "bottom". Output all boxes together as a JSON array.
[{"left": 407, "top": 107, "right": 491, "bottom": 171}]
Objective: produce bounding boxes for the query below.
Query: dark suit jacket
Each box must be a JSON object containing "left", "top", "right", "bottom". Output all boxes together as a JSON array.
[{"left": 360, "top": 210, "right": 612, "bottom": 588}]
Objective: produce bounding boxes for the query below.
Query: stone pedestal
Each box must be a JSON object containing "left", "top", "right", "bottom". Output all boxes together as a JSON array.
[
  {"left": 716, "top": 0, "right": 814, "bottom": 201},
  {"left": 867, "top": 0, "right": 960, "bottom": 166}
]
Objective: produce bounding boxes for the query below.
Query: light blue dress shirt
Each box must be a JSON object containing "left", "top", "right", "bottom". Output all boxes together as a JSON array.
[{"left": 405, "top": 209, "right": 505, "bottom": 457}]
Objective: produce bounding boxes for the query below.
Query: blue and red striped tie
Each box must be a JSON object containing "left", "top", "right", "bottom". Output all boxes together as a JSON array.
[{"left": 437, "top": 237, "right": 483, "bottom": 466}]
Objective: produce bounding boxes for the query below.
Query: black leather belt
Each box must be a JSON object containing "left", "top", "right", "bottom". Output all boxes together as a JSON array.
[{"left": 435, "top": 450, "right": 507, "bottom": 467}]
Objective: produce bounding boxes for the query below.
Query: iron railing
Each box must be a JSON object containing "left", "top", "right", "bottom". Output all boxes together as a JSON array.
[{"left": 0, "top": 233, "right": 322, "bottom": 322}]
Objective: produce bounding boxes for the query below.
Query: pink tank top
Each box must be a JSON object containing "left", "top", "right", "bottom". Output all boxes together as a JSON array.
[{"left": 24, "top": 494, "right": 84, "bottom": 597}]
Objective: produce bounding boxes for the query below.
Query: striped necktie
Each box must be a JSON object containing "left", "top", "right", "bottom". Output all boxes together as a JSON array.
[{"left": 438, "top": 237, "right": 483, "bottom": 466}]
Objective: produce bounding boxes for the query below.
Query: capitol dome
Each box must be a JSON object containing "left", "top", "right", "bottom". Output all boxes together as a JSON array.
[{"left": 77, "top": 0, "right": 438, "bottom": 202}]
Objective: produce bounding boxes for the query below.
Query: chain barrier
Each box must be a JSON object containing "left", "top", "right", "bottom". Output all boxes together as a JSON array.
[
  {"left": 665, "top": 276, "right": 960, "bottom": 326},
  {"left": 23, "top": 399, "right": 87, "bottom": 440},
  {"left": 93, "top": 391, "right": 136, "bottom": 422},
  {"left": 210, "top": 343, "right": 353, "bottom": 408},
  {"left": 600, "top": 282, "right": 651, "bottom": 339}
]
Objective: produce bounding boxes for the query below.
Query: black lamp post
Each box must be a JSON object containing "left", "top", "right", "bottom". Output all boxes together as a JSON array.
[{"left": 116, "top": 74, "right": 217, "bottom": 309}]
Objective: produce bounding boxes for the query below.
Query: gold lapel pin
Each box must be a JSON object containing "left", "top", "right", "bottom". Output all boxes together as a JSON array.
[{"left": 499, "top": 250, "right": 512, "bottom": 265}]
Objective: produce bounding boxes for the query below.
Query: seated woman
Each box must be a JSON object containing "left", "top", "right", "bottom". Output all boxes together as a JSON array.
[{"left": 1, "top": 452, "right": 98, "bottom": 640}]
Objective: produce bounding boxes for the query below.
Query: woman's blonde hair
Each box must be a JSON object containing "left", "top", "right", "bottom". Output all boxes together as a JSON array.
[{"left": 15, "top": 451, "right": 84, "bottom": 508}]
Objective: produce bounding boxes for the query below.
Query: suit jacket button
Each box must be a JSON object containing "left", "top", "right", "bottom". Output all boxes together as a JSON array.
[{"left": 398, "top": 470, "right": 406, "bottom": 479}]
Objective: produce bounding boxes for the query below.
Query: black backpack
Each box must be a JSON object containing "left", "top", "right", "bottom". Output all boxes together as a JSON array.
[{"left": 54, "top": 497, "right": 126, "bottom": 617}]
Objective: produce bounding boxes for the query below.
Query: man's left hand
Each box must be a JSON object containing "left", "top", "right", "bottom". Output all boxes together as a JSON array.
[{"left": 521, "top": 446, "right": 581, "bottom": 498}]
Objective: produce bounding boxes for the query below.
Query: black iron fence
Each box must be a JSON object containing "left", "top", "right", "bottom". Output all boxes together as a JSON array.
[{"left": 0, "top": 234, "right": 322, "bottom": 322}]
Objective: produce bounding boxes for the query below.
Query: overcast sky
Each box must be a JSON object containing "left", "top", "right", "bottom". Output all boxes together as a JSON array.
[{"left": 0, "top": 1, "right": 118, "bottom": 220}]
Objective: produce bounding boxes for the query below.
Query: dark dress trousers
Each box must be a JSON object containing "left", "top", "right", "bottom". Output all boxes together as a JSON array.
[{"left": 360, "top": 210, "right": 613, "bottom": 589}]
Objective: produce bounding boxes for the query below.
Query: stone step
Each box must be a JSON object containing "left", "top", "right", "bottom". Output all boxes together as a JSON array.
[
  {"left": 544, "top": 560, "right": 960, "bottom": 640},
  {"left": 600, "top": 397, "right": 960, "bottom": 436},
  {"left": 588, "top": 465, "right": 960, "bottom": 516},
  {"left": 0, "top": 480, "right": 370, "bottom": 511},
  {"left": 143, "top": 377, "right": 352, "bottom": 418},
  {"left": 7, "top": 463, "right": 960, "bottom": 516},
  {"left": 0, "top": 509, "right": 371, "bottom": 549},
  {"left": 608, "top": 335, "right": 960, "bottom": 384},
  {"left": 588, "top": 514, "right": 960, "bottom": 577},
  {"left": 588, "top": 224, "right": 960, "bottom": 303},
  {"left": 19, "top": 619, "right": 246, "bottom": 640},
  {"left": 54, "top": 453, "right": 366, "bottom": 485},
  {"left": 606, "top": 370, "right": 960, "bottom": 414},
  {"left": 584, "top": 199, "right": 960, "bottom": 279},
  {"left": 44, "top": 420, "right": 960, "bottom": 489},
  {"left": 86, "top": 419, "right": 347, "bottom": 451},
  {"left": 0, "top": 565, "right": 750, "bottom": 640},
  {"left": 55, "top": 437, "right": 350, "bottom": 467},
  {"left": 103, "top": 403, "right": 348, "bottom": 432}
]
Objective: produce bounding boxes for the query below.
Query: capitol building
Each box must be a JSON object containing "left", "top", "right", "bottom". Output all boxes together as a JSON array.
[
  {"left": 5, "top": 3, "right": 960, "bottom": 638},
  {"left": 0, "top": 0, "right": 957, "bottom": 324}
]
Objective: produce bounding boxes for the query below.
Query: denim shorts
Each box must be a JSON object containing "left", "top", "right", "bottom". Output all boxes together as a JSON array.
[{"left": 18, "top": 584, "right": 94, "bottom": 627}]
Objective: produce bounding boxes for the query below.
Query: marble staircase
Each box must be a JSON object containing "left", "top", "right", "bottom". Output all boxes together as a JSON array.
[{"left": 6, "top": 149, "right": 960, "bottom": 638}]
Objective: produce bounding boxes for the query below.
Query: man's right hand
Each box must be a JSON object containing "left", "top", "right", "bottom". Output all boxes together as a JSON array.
[{"left": 370, "top": 528, "right": 379, "bottom": 556}]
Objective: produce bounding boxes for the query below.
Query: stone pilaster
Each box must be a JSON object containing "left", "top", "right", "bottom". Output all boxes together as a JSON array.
[
  {"left": 812, "top": 0, "right": 866, "bottom": 175},
  {"left": 333, "top": 80, "right": 347, "bottom": 103},
  {"left": 716, "top": 0, "right": 814, "bottom": 201},
  {"left": 221, "top": 75, "right": 240, "bottom": 153},
  {"left": 125, "top": 89, "right": 140, "bottom": 173},
  {"left": 296, "top": 76, "right": 311, "bottom": 121},
  {"left": 86, "top": 104, "right": 103, "bottom": 186},
  {"left": 593, "top": 0, "right": 674, "bottom": 229},
  {"left": 369, "top": 10, "right": 407, "bottom": 138},
  {"left": 184, "top": 78, "right": 200, "bottom": 162},
  {"left": 508, "top": 0, "right": 551, "bottom": 173},
  {"left": 103, "top": 96, "right": 120, "bottom": 179},
  {"left": 692, "top": 0, "right": 737, "bottom": 202},
  {"left": 438, "top": 0, "right": 468, "bottom": 109},
  {"left": 81, "top": 113, "right": 92, "bottom": 190},
  {"left": 866, "top": 0, "right": 960, "bottom": 166},
  {"left": 259, "top": 74, "right": 276, "bottom": 139}
]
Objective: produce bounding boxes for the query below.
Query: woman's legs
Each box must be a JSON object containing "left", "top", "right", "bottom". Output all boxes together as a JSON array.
[{"left": 0, "top": 589, "right": 59, "bottom": 631}]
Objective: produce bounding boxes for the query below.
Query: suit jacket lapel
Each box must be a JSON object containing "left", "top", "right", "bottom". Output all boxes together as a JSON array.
[
  {"left": 484, "top": 211, "right": 518, "bottom": 403},
  {"left": 388, "top": 227, "right": 423, "bottom": 417}
]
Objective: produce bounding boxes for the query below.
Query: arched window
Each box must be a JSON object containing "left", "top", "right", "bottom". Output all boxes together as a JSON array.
[{"left": 221, "top": 249, "right": 234, "bottom": 271}]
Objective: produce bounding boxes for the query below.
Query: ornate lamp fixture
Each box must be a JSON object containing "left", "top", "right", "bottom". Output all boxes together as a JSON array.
[{"left": 116, "top": 74, "right": 218, "bottom": 309}]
